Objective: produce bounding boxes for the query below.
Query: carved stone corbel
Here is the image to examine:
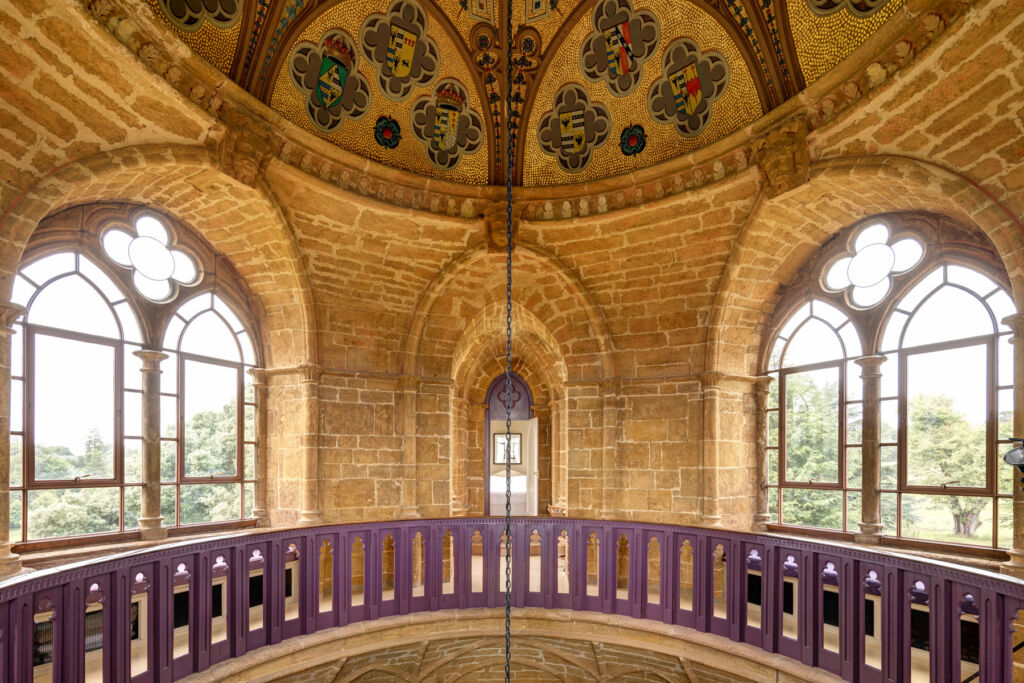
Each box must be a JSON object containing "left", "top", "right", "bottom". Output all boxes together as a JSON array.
[
  {"left": 752, "top": 118, "right": 810, "bottom": 199},
  {"left": 484, "top": 201, "right": 521, "bottom": 252},
  {"left": 219, "top": 108, "right": 276, "bottom": 187}
]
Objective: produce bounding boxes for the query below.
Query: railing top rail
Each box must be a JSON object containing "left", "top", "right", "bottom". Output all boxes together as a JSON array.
[{"left": 3, "top": 517, "right": 1023, "bottom": 598}]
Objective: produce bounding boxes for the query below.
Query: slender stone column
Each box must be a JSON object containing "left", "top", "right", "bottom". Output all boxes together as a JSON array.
[
  {"left": 1003, "top": 314, "right": 1024, "bottom": 576},
  {"left": 297, "top": 364, "right": 323, "bottom": 526},
  {"left": 249, "top": 368, "right": 270, "bottom": 526},
  {"left": 855, "top": 356, "right": 886, "bottom": 544},
  {"left": 0, "top": 303, "right": 25, "bottom": 579},
  {"left": 134, "top": 350, "right": 169, "bottom": 540},
  {"left": 450, "top": 395, "right": 470, "bottom": 515},
  {"left": 547, "top": 395, "right": 567, "bottom": 517},
  {"left": 398, "top": 376, "right": 419, "bottom": 518},
  {"left": 701, "top": 372, "right": 725, "bottom": 527},
  {"left": 753, "top": 376, "right": 773, "bottom": 530}
]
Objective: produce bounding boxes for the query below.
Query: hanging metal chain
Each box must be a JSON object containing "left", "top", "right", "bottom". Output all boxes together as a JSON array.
[{"left": 503, "top": 0, "right": 514, "bottom": 678}]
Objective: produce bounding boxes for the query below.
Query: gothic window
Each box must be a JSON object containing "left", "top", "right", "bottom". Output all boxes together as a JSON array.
[
  {"left": 765, "top": 215, "right": 1015, "bottom": 550},
  {"left": 9, "top": 206, "right": 261, "bottom": 546}
]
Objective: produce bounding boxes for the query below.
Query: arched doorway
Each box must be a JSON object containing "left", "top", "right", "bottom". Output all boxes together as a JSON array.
[{"left": 484, "top": 373, "right": 537, "bottom": 516}]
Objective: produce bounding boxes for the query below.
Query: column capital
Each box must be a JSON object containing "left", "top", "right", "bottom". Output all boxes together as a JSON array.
[
  {"left": 753, "top": 375, "right": 774, "bottom": 395},
  {"left": 298, "top": 363, "right": 323, "bottom": 385},
  {"left": 248, "top": 367, "right": 269, "bottom": 387},
  {"left": 1004, "top": 313, "right": 1024, "bottom": 339},
  {"left": 133, "top": 349, "right": 169, "bottom": 371},
  {"left": 0, "top": 302, "right": 25, "bottom": 332},
  {"left": 855, "top": 354, "right": 888, "bottom": 378}
]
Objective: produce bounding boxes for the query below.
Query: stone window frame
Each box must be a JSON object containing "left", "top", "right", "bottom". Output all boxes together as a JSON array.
[
  {"left": 9, "top": 204, "right": 265, "bottom": 551},
  {"left": 761, "top": 212, "right": 1014, "bottom": 555}
]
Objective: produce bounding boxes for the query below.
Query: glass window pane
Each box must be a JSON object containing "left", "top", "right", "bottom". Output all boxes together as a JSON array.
[
  {"left": 184, "top": 361, "right": 238, "bottom": 478},
  {"left": 238, "top": 333, "right": 255, "bottom": 366},
  {"left": 1001, "top": 459, "right": 1015, "bottom": 496},
  {"left": 780, "top": 303, "right": 810, "bottom": 339},
  {"left": 989, "top": 291, "right": 1015, "bottom": 332},
  {"left": 27, "top": 488, "right": 120, "bottom": 540},
  {"left": 244, "top": 482, "right": 255, "bottom": 518},
  {"left": 21, "top": 253, "right": 75, "bottom": 285},
  {"left": 11, "top": 323, "right": 22, "bottom": 377},
  {"left": 947, "top": 265, "right": 997, "bottom": 297},
  {"left": 903, "top": 286, "right": 993, "bottom": 347},
  {"left": 782, "top": 489, "right": 843, "bottom": 530},
  {"left": 124, "top": 391, "right": 142, "bottom": 439},
  {"left": 179, "top": 483, "right": 240, "bottom": 524},
  {"left": 880, "top": 399, "right": 897, "bottom": 443},
  {"left": 783, "top": 319, "right": 844, "bottom": 368},
  {"left": 113, "top": 302, "right": 141, "bottom": 343},
  {"left": 897, "top": 267, "right": 944, "bottom": 313},
  {"left": 162, "top": 316, "right": 185, "bottom": 352},
  {"left": 28, "top": 275, "right": 120, "bottom": 338},
  {"left": 34, "top": 334, "right": 115, "bottom": 480},
  {"left": 180, "top": 312, "right": 239, "bottom": 362},
  {"left": 899, "top": 494, "right": 992, "bottom": 547},
  {"left": 906, "top": 346, "right": 987, "bottom": 488},
  {"left": 11, "top": 379, "right": 22, "bottom": 433},
  {"left": 881, "top": 493, "right": 898, "bottom": 534},
  {"left": 243, "top": 405, "right": 254, "bottom": 441},
  {"left": 768, "top": 448, "right": 778, "bottom": 481},
  {"left": 124, "top": 486, "right": 141, "bottom": 529},
  {"left": 161, "top": 440, "right": 176, "bottom": 482},
  {"left": 999, "top": 335, "right": 1012, "bottom": 387},
  {"left": 881, "top": 446, "right": 898, "bottom": 489},
  {"left": 846, "top": 491, "right": 861, "bottom": 533},
  {"left": 999, "top": 389, "right": 1013, "bottom": 441},
  {"left": 244, "top": 443, "right": 255, "bottom": 480},
  {"left": 124, "top": 438, "right": 143, "bottom": 484},
  {"left": 124, "top": 347, "right": 142, "bottom": 391},
  {"left": 784, "top": 367, "right": 840, "bottom": 484},
  {"left": 767, "top": 410, "right": 778, "bottom": 447},
  {"left": 847, "top": 403, "right": 862, "bottom": 445},
  {"left": 161, "top": 352, "right": 177, "bottom": 394},
  {"left": 847, "top": 447, "right": 862, "bottom": 488},
  {"left": 999, "top": 497, "right": 1012, "bottom": 548},
  {"left": 768, "top": 374, "right": 778, "bottom": 408},
  {"left": 812, "top": 300, "right": 848, "bottom": 328},
  {"left": 838, "top": 323, "right": 862, "bottom": 357},
  {"left": 213, "top": 296, "right": 244, "bottom": 333},
  {"left": 161, "top": 396, "right": 177, "bottom": 438},
  {"left": 10, "top": 435, "right": 22, "bottom": 488},
  {"left": 847, "top": 360, "right": 862, "bottom": 401},
  {"left": 880, "top": 354, "right": 898, "bottom": 398},
  {"left": 11, "top": 275, "right": 33, "bottom": 307},
  {"left": 10, "top": 494, "right": 22, "bottom": 543},
  {"left": 161, "top": 485, "right": 176, "bottom": 526}
]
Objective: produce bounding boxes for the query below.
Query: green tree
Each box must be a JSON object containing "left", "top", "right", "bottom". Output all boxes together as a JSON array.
[{"left": 907, "top": 394, "right": 987, "bottom": 537}]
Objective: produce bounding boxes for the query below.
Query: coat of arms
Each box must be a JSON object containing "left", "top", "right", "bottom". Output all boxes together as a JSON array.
[
  {"left": 432, "top": 85, "right": 465, "bottom": 152},
  {"left": 670, "top": 63, "right": 702, "bottom": 117},
  {"left": 316, "top": 37, "right": 354, "bottom": 108},
  {"left": 387, "top": 25, "right": 418, "bottom": 78},
  {"left": 603, "top": 22, "right": 634, "bottom": 77},
  {"left": 559, "top": 110, "right": 586, "bottom": 154}
]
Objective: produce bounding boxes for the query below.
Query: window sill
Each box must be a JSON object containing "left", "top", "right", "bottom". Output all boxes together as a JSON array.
[
  {"left": 763, "top": 524, "right": 1009, "bottom": 572},
  {"left": 14, "top": 519, "right": 261, "bottom": 571}
]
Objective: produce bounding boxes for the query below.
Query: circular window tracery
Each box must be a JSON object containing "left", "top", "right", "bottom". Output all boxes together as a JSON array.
[
  {"left": 102, "top": 215, "right": 199, "bottom": 302},
  {"left": 822, "top": 223, "right": 923, "bottom": 308}
]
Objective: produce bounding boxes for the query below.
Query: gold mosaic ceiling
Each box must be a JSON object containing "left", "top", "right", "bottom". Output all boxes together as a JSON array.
[{"left": 148, "top": 0, "right": 904, "bottom": 186}]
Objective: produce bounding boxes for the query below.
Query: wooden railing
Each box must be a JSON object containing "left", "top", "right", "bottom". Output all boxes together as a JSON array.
[{"left": 2, "top": 518, "right": 1023, "bottom": 681}]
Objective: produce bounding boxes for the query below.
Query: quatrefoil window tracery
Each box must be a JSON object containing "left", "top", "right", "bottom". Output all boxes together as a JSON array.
[
  {"left": 101, "top": 215, "right": 199, "bottom": 302},
  {"left": 822, "top": 223, "right": 923, "bottom": 308}
]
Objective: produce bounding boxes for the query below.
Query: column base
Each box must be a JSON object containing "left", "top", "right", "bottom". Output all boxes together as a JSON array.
[
  {"left": 450, "top": 503, "right": 471, "bottom": 517},
  {"left": 138, "top": 517, "right": 168, "bottom": 541},
  {"left": 855, "top": 523, "right": 884, "bottom": 545},
  {"left": 0, "top": 545, "right": 22, "bottom": 580},
  {"left": 251, "top": 508, "right": 271, "bottom": 527},
  {"left": 703, "top": 515, "right": 724, "bottom": 528},
  {"left": 547, "top": 505, "right": 566, "bottom": 517},
  {"left": 298, "top": 510, "right": 323, "bottom": 526},
  {"left": 1002, "top": 550, "right": 1024, "bottom": 578},
  {"left": 752, "top": 513, "right": 770, "bottom": 531}
]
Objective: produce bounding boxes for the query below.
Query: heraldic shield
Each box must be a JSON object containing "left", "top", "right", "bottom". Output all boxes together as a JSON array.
[
  {"left": 316, "top": 37, "right": 353, "bottom": 108},
  {"left": 670, "top": 63, "right": 702, "bottom": 117},
  {"left": 387, "top": 24, "right": 417, "bottom": 78},
  {"left": 432, "top": 104, "right": 459, "bottom": 152},
  {"left": 603, "top": 22, "right": 634, "bottom": 77},
  {"left": 559, "top": 110, "right": 586, "bottom": 154}
]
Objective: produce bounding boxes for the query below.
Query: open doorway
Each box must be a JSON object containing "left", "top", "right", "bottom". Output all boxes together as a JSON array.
[{"left": 484, "top": 373, "right": 538, "bottom": 516}]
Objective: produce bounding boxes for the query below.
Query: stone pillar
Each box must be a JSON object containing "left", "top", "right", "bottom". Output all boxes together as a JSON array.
[
  {"left": 1003, "top": 314, "right": 1024, "bottom": 576},
  {"left": 855, "top": 356, "right": 887, "bottom": 543},
  {"left": 600, "top": 379, "right": 618, "bottom": 518},
  {"left": 134, "top": 350, "right": 169, "bottom": 540},
  {"left": 701, "top": 372, "right": 724, "bottom": 527},
  {"left": 753, "top": 376, "right": 773, "bottom": 530},
  {"left": 0, "top": 303, "right": 25, "bottom": 578},
  {"left": 547, "top": 395, "right": 567, "bottom": 517},
  {"left": 450, "top": 395, "right": 470, "bottom": 515},
  {"left": 398, "top": 376, "right": 419, "bottom": 518},
  {"left": 249, "top": 368, "right": 270, "bottom": 526},
  {"left": 298, "top": 364, "right": 323, "bottom": 526}
]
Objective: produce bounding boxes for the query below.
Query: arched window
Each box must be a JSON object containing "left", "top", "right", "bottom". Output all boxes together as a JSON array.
[
  {"left": 764, "top": 215, "right": 1015, "bottom": 550},
  {"left": 765, "top": 300, "right": 862, "bottom": 532},
  {"left": 10, "top": 205, "right": 262, "bottom": 545}
]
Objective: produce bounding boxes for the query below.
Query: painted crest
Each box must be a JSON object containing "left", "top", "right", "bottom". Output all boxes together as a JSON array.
[
  {"left": 360, "top": 0, "right": 439, "bottom": 102},
  {"left": 559, "top": 110, "right": 586, "bottom": 154},
  {"left": 648, "top": 38, "right": 729, "bottom": 137},
  {"left": 669, "top": 63, "right": 702, "bottom": 117},
  {"left": 410, "top": 79, "right": 485, "bottom": 170},
  {"left": 603, "top": 22, "right": 634, "bottom": 76},
  {"left": 537, "top": 84, "right": 611, "bottom": 173},
  {"left": 316, "top": 36, "right": 353, "bottom": 108},
  {"left": 387, "top": 24, "right": 418, "bottom": 78},
  {"left": 289, "top": 30, "right": 372, "bottom": 134},
  {"left": 580, "top": 0, "right": 660, "bottom": 97}
]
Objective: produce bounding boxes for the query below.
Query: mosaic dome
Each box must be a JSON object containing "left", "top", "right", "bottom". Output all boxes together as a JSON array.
[{"left": 148, "top": 0, "right": 903, "bottom": 186}]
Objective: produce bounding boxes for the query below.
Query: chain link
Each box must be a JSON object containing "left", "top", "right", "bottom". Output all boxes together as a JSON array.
[{"left": 503, "top": 0, "right": 514, "bottom": 678}]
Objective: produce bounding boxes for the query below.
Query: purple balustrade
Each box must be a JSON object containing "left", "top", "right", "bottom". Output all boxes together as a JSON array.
[{"left": 1, "top": 519, "right": 1023, "bottom": 681}]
